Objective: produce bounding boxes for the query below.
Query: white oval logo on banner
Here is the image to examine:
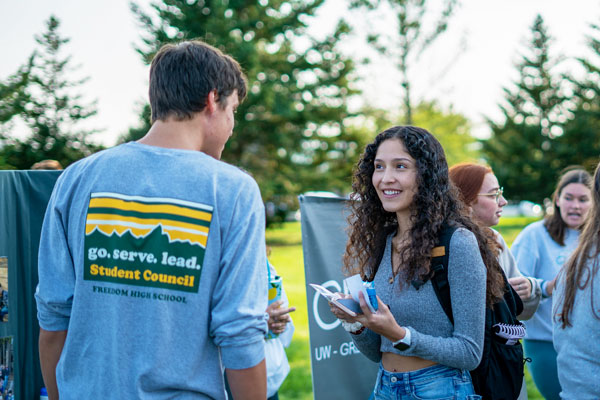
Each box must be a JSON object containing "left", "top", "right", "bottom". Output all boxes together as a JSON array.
[{"left": 313, "top": 280, "right": 342, "bottom": 331}]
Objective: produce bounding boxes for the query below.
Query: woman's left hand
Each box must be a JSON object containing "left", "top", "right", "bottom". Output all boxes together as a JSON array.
[
  {"left": 508, "top": 276, "right": 531, "bottom": 300},
  {"left": 354, "top": 292, "right": 402, "bottom": 340}
]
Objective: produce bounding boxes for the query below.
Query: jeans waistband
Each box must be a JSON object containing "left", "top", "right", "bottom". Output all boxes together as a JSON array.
[
  {"left": 374, "top": 363, "right": 478, "bottom": 399},
  {"left": 379, "top": 363, "right": 471, "bottom": 385}
]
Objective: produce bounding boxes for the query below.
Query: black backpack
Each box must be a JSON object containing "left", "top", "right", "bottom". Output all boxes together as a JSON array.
[{"left": 426, "top": 224, "right": 526, "bottom": 400}]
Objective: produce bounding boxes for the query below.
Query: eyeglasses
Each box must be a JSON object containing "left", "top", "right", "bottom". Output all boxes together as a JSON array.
[{"left": 477, "top": 187, "right": 504, "bottom": 204}]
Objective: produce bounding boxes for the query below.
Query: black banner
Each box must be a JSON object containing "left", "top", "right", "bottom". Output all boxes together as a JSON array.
[
  {"left": 299, "top": 195, "right": 378, "bottom": 400},
  {"left": 0, "top": 170, "right": 61, "bottom": 400}
]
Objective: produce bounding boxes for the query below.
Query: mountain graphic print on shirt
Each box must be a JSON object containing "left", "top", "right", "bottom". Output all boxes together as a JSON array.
[{"left": 83, "top": 192, "right": 213, "bottom": 293}]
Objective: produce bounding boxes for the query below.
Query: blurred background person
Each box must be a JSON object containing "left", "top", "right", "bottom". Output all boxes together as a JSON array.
[
  {"left": 512, "top": 167, "right": 592, "bottom": 400},
  {"left": 264, "top": 259, "right": 295, "bottom": 400},
  {"left": 553, "top": 162, "right": 600, "bottom": 399},
  {"left": 225, "top": 256, "right": 295, "bottom": 400},
  {"left": 30, "top": 159, "right": 63, "bottom": 170}
]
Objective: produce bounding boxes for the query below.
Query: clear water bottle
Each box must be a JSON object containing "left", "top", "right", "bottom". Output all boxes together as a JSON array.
[{"left": 40, "top": 387, "right": 48, "bottom": 400}]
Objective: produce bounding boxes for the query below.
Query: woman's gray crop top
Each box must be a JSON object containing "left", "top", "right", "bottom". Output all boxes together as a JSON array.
[{"left": 350, "top": 228, "right": 486, "bottom": 371}]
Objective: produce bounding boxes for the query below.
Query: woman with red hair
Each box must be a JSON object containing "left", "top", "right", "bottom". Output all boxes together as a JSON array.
[
  {"left": 450, "top": 162, "right": 542, "bottom": 400},
  {"left": 449, "top": 163, "right": 541, "bottom": 318}
]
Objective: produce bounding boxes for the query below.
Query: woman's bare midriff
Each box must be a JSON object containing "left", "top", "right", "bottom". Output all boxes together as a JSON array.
[{"left": 382, "top": 352, "right": 437, "bottom": 372}]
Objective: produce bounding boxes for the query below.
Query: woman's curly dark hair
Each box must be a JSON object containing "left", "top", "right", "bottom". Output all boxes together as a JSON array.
[{"left": 343, "top": 126, "right": 505, "bottom": 306}]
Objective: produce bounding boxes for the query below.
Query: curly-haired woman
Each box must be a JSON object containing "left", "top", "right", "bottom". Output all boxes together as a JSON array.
[
  {"left": 553, "top": 162, "right": 600, "bottom": 399},
  {"left": 330, "top": 126, "right": 504, "bottom": 400},
  {"left": 512, "top": 167, "right": 592, "bottom": 400}
]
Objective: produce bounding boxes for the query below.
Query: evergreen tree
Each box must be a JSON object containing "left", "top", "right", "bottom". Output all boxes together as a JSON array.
[
  {"left": 558, "top": 21, "right": 600, "bottom": 172},
  {"left": 352, "top": 0, "right": 458, "bottom": 124},
  {"left": 0, "top": 55, "right": 34, "bottom": 125},
  {"left": 411, "top": 101, "right": 478, "bottom": 167},
  {"left": 0, "top": 56, "right": 35, "bottom": 169},
  {"left": 0, "top": 16, "right": 102, "bottom": 170},
  {"left": 129, "top": 0, "right": 362, "bottom": 218},
  {"left": 482, "top": 14, "right": 568, "bottom": 204}
]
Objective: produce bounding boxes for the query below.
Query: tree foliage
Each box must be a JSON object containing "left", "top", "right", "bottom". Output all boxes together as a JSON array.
[
  {"left": 352, "top": 0, "right": 458, "bottom": 124},
  {"left": 128, "top": 0, "right": 363, "bottom": 219},
  {"left": 0, "top": 56, "right": 35, "bottom": 169},
  {"left": 411, "top": 101, "right": 477, "bottom": 167},
  {"left": 557, "top": 21, "right": 600, "bottom": 172},
  {"left": 0, "top": 56, "right": 34, "bottom": 125},
  {"left": 0, "top": 16, "right": 102, "bottom": 170},
  {"left": 482, "top": 15, "right": 568, "bottom": 204}
]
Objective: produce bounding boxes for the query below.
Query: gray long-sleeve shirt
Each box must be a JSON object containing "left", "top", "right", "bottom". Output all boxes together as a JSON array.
[
  {"left": 351, "top": 228, "right": 486, "bottom": 370},
  {"left": 35, "top": 142, "right": 268, "bottom": 399}
]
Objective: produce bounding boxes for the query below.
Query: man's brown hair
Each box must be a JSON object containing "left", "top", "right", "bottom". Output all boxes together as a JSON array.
[{"left": 149, "top": 40, "right": 247, "bottom": 123}]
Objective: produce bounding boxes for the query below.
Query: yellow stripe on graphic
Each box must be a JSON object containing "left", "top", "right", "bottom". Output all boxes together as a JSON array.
[
  {"left": 89, "top": 198, "right": 212, "bottom": 222},
  {"left": 86, "top": 213, "right": 210, "bottom": 234},
  {"left": 164, "top": 229, "right": 208, "bottom": 247},
  {"left": 86, "top": 223, "right": 207, "bottom": 247}
]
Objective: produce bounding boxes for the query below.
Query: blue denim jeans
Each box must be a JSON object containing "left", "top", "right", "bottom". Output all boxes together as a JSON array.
[{"left": 370, "top": 363, "right": 482, "bottom": 400}]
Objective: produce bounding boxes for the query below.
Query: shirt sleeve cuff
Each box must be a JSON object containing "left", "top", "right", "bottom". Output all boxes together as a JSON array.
[
  {"left": 541, "top": 280, "right": 551, "bottom": 298},
  {"left": 36, "top": 295, "right": 72, "bottom": 331},
  {"left": 220, "top": 338, "right": 265, "bottom": 370},
  {"left": 37, "top": 312, "right": 70, "bottom": 331},
  {"left": 526, "top": 277, "right": 540, "bottom": 300}
]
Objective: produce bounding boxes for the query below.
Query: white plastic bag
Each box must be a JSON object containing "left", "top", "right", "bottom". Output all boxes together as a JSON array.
[{"left": 265, "top": 337, "right": 290, "bottom": 397}]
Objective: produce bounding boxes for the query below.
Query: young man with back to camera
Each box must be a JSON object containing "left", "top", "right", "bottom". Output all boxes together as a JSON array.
[{"left": 35, "top": 40, "right": 268, "bottom": 399}]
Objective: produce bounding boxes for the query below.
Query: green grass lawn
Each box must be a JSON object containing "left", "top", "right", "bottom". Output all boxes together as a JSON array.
[{"left": 266, "top": 218, "right": 544, "bottom": 400}]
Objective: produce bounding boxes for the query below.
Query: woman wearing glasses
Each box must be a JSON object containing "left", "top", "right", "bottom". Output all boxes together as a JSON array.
[
  {"left": 449, "top": 163, "right": 542, "bottom": 317},
  {"left": 511, "top": 167, "right": 592, "bottom": 400},
  {"left": 450, "top": 163, "right": 542, "bottom": 400}
]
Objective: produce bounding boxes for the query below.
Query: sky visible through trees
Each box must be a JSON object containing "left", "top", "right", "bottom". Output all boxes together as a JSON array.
[
  {"left": 1, "top": 0, "right": 600, "bottom": 212},
  {"left": 1, "top": 0, "right": 598, "bottom": 146}
]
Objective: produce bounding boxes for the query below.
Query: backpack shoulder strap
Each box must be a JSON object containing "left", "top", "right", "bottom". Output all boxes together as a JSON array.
[
  {"left": 430, "top": 224, "right": 458, "bottom": 325},
  {"left": 500, "top": 269, "right": 524, "bottom": 318},
  {"left": 512, "top": 284, "right": 524, "bottom": 317}
]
